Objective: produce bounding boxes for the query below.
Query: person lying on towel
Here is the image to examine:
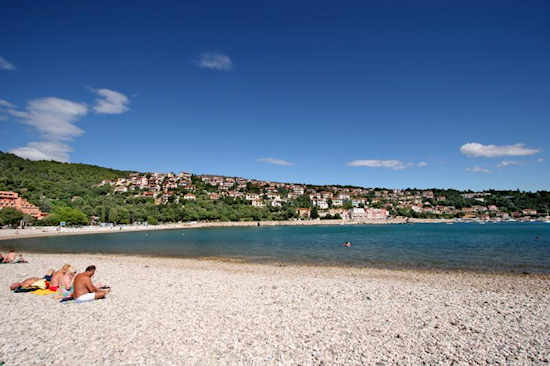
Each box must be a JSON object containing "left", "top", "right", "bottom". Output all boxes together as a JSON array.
[
  {"left": 72, "top": 265, "right": 110, "bottom": 303},
  {"left": 9, "top": 269, "right": 55, "bottom": 291}
]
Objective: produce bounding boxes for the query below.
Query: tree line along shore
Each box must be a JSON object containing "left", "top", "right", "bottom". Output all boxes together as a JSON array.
[{"left": 1, "top": 151, "right": 549, "bottom": 228}]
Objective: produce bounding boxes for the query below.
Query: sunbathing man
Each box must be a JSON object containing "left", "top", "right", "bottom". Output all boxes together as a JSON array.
[
  {"left": 2, "top": 249, "right": 16, "bottom": 263},
  {"left": 9, "top": 276, "right": 42, "bottom": 291},
  {"left": 9, "top": 269, "right": 55, "bottom": 290},
  {"left": 49, "top": 264, "right": 72, "bottom": 291},
  {"left": 72, "top": 265, "right": 109, "bottom": 303}
]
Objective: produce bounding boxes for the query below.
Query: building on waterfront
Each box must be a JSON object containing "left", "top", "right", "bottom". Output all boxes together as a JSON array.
[
  {"left": 365, "top": 208, "right": 389, "bottom": 220},
  {"left": 0, "top": 191, "right": 46, "bottom": 219}
]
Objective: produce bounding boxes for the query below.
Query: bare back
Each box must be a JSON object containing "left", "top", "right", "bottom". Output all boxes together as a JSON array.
[
  {"left": 3, "top": 252, "right": 16, "bottom": 262},
  {"left": 50, "top": 271, "right": 64, "bottom": 287},
  {"left": 72, "top": 273, "right": 93, "bottom": 299}
]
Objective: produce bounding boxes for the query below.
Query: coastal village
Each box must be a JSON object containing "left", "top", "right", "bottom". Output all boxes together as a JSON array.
[
  {"left": 90, "top": 171, "right": 546, "bottom": 222},
  {"left": 0, "top": 169, "right": 547, "bottom": 225}
]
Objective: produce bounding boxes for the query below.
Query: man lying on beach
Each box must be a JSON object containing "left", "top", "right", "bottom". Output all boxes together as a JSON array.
[
  {"left": 72, "top": 265, "right": 109, "bottom": 303},
  {"left": 2, "top": 249, "right": 17, "bottom": 263},
  {"left": 9, "top": 269, "right": 55, "bottom": 290},
  {"left": 1, "top": 249, "right": 28, "bottom": 263}
]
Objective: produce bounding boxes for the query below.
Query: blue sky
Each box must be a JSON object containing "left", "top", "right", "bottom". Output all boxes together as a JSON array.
[{"left": 1, "top": 1, "right": 549, "bottom": 190}]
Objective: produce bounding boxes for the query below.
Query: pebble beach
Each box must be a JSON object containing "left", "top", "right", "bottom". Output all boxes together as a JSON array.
[{"left": 1, "top": 253, "right": 549, "bottom": 365}]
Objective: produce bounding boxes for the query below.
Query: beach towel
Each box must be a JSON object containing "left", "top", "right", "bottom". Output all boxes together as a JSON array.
[
  {"left": 31, "top": 289, "right": 57, "bottom": 296},
  {"left": 31, "top": 279, "right": 48, "bottom": 289},
  {"left": 13, "top": 286, "right": 39, "bottom": 293}
]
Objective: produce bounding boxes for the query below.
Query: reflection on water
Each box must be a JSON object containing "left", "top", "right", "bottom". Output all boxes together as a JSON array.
[{"left": 2, "top": 223, "right": 550, "bottom": 273}]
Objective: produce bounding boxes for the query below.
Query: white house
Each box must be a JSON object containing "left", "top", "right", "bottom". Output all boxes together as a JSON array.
[
  {"left": 350, "top": 207, "right": 366, "bottom": 219},
  {"left": 313, "top": 199, "right": 329, "bottom": 209},
  {"left": 246, "top": 193, "right": 260, "bottom": 201}
]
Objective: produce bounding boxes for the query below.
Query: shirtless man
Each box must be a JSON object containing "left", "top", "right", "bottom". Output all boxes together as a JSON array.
[
  {"left": 2, "top": 249, "right": 16, "bottom": 263},
  {"left": 9, "top": 276, "right": 42, "bottom": 290},
  {"left": 9, "top": 269, "right": 54, "bottom": 290},
  {"left": 72, "top": 265, "right": 109, "bottom": 303}
]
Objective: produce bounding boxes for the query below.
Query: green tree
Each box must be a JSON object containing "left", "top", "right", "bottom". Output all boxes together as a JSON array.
[
  {"left": 0, "top": 207, "right": 24, "bottom": 227},
  {"left": 45, "top": 207, "right": 88, "bottom": 226},
  {"left": 311, "top": 206, "right": 319, "bottom": 219}
]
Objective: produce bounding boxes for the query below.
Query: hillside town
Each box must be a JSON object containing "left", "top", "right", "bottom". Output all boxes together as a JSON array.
[
  {"left": 0, "top": 191, "right": 47, "bottom": 220},
  {"left": 95, "top": 172, "right": 548, "bottom": 222}
]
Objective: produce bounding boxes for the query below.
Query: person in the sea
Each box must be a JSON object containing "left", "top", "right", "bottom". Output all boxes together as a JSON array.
[
  {"left": 343, "top": 241, "right": 352, "bottom": 248},
  {"left": 72, "top": 265, "right": 109, "bottom": 303},
  {"left": 49, "top": 264, "right": 72, "bottom": 291}
]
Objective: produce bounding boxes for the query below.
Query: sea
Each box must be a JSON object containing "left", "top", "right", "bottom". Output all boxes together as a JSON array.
[{"left": 2, "top": 222, "right": 550, "bottom": 273}]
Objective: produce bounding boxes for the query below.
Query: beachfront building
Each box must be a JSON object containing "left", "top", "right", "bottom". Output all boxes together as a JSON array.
[
  {"left": 296, "top": 208, "right": 311, "bottom": 218},
  {"left": 350, "top": 207, "right": 366, "bottom": 219},
  {"left": 365, "top": 208, "right": 389, "bottom": 220},
  {"left": 0, "top": 191, "right": 46, "bottom": 219}
]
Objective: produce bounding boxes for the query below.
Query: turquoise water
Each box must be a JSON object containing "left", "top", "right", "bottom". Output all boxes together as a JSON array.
[{"left": 2, "top": 223, "right": 550, "bottom": 273}]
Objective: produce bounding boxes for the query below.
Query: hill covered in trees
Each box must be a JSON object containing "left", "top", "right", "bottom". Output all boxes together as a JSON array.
[
  {"left": 0, "top": 152, "right": 132, "bottom": 206},
  {"left": 0, "top": 152, "right": 295, "bottom": 225}
]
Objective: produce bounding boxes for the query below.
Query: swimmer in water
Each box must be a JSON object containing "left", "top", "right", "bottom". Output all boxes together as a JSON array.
[{"left": 343, "top": 241, "right": 352, "bottom": 248}]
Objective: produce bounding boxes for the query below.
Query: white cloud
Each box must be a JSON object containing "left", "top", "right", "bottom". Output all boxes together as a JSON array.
[
  {"left": 12, "top": 97, "right": 87, "bottom": 140},
  {"left": 497, "top": 160, "right": 519, "bottom": 168},
  {"left": 466, "top": 166, "right": 490, "bottom": 173},
  {"left": 347, "top": 159, "right": 427, "bottom": 170},
  {"left": 257, "top": 158, "right": 294, "bottom": 166},
  {"left": 0, "top": 56, "right": 15, "bottom": 70},
  {"left": 0, "top": 99, "right": 14, "bottom": 108},
  {"left": 93, "top": 88, "right": 129, "bottom": 114},
  {"left": 7, "top": 108, "right": 28, "bottom": 118},
  {"left": 9, "top": 97, "right": 88, "bottom": 162},
  {"left": 537, "top": 158, "right": 544, "bottom": 163},
  {"left": 198, "top": 53, "right": 232, "bottom": 71},
  {"left": 460, "top": 142, "right": 540, "bottom": 158},
  {"left": 10, "top": 141, "right": 72, "bottom": 162},
  {"left": 347, "top": 160, "right": 406, "bottom": 170}
]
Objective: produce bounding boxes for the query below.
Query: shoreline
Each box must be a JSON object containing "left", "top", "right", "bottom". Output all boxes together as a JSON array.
[
  {"left": 3, "top": 248, "right": 550, "bottom": 277},
  {"left": 0, "top": 217, "right": 460, "bottom": 241},
  {"left": 1, "top": 252, "right": 549, "bottom": 364}
]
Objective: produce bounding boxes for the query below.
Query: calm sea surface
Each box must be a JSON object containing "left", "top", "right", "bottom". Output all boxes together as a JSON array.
[{"left": 2, "top": 223, "right": 550, "bottom": 273}]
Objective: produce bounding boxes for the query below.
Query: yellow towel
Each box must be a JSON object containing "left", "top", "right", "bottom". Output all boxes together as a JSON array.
[
  {"left": 31, "top": 289, "right": 57, "bottom": 296},
  {"left": 30, "top": 279, "right": 48, "bottom": 289}
]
